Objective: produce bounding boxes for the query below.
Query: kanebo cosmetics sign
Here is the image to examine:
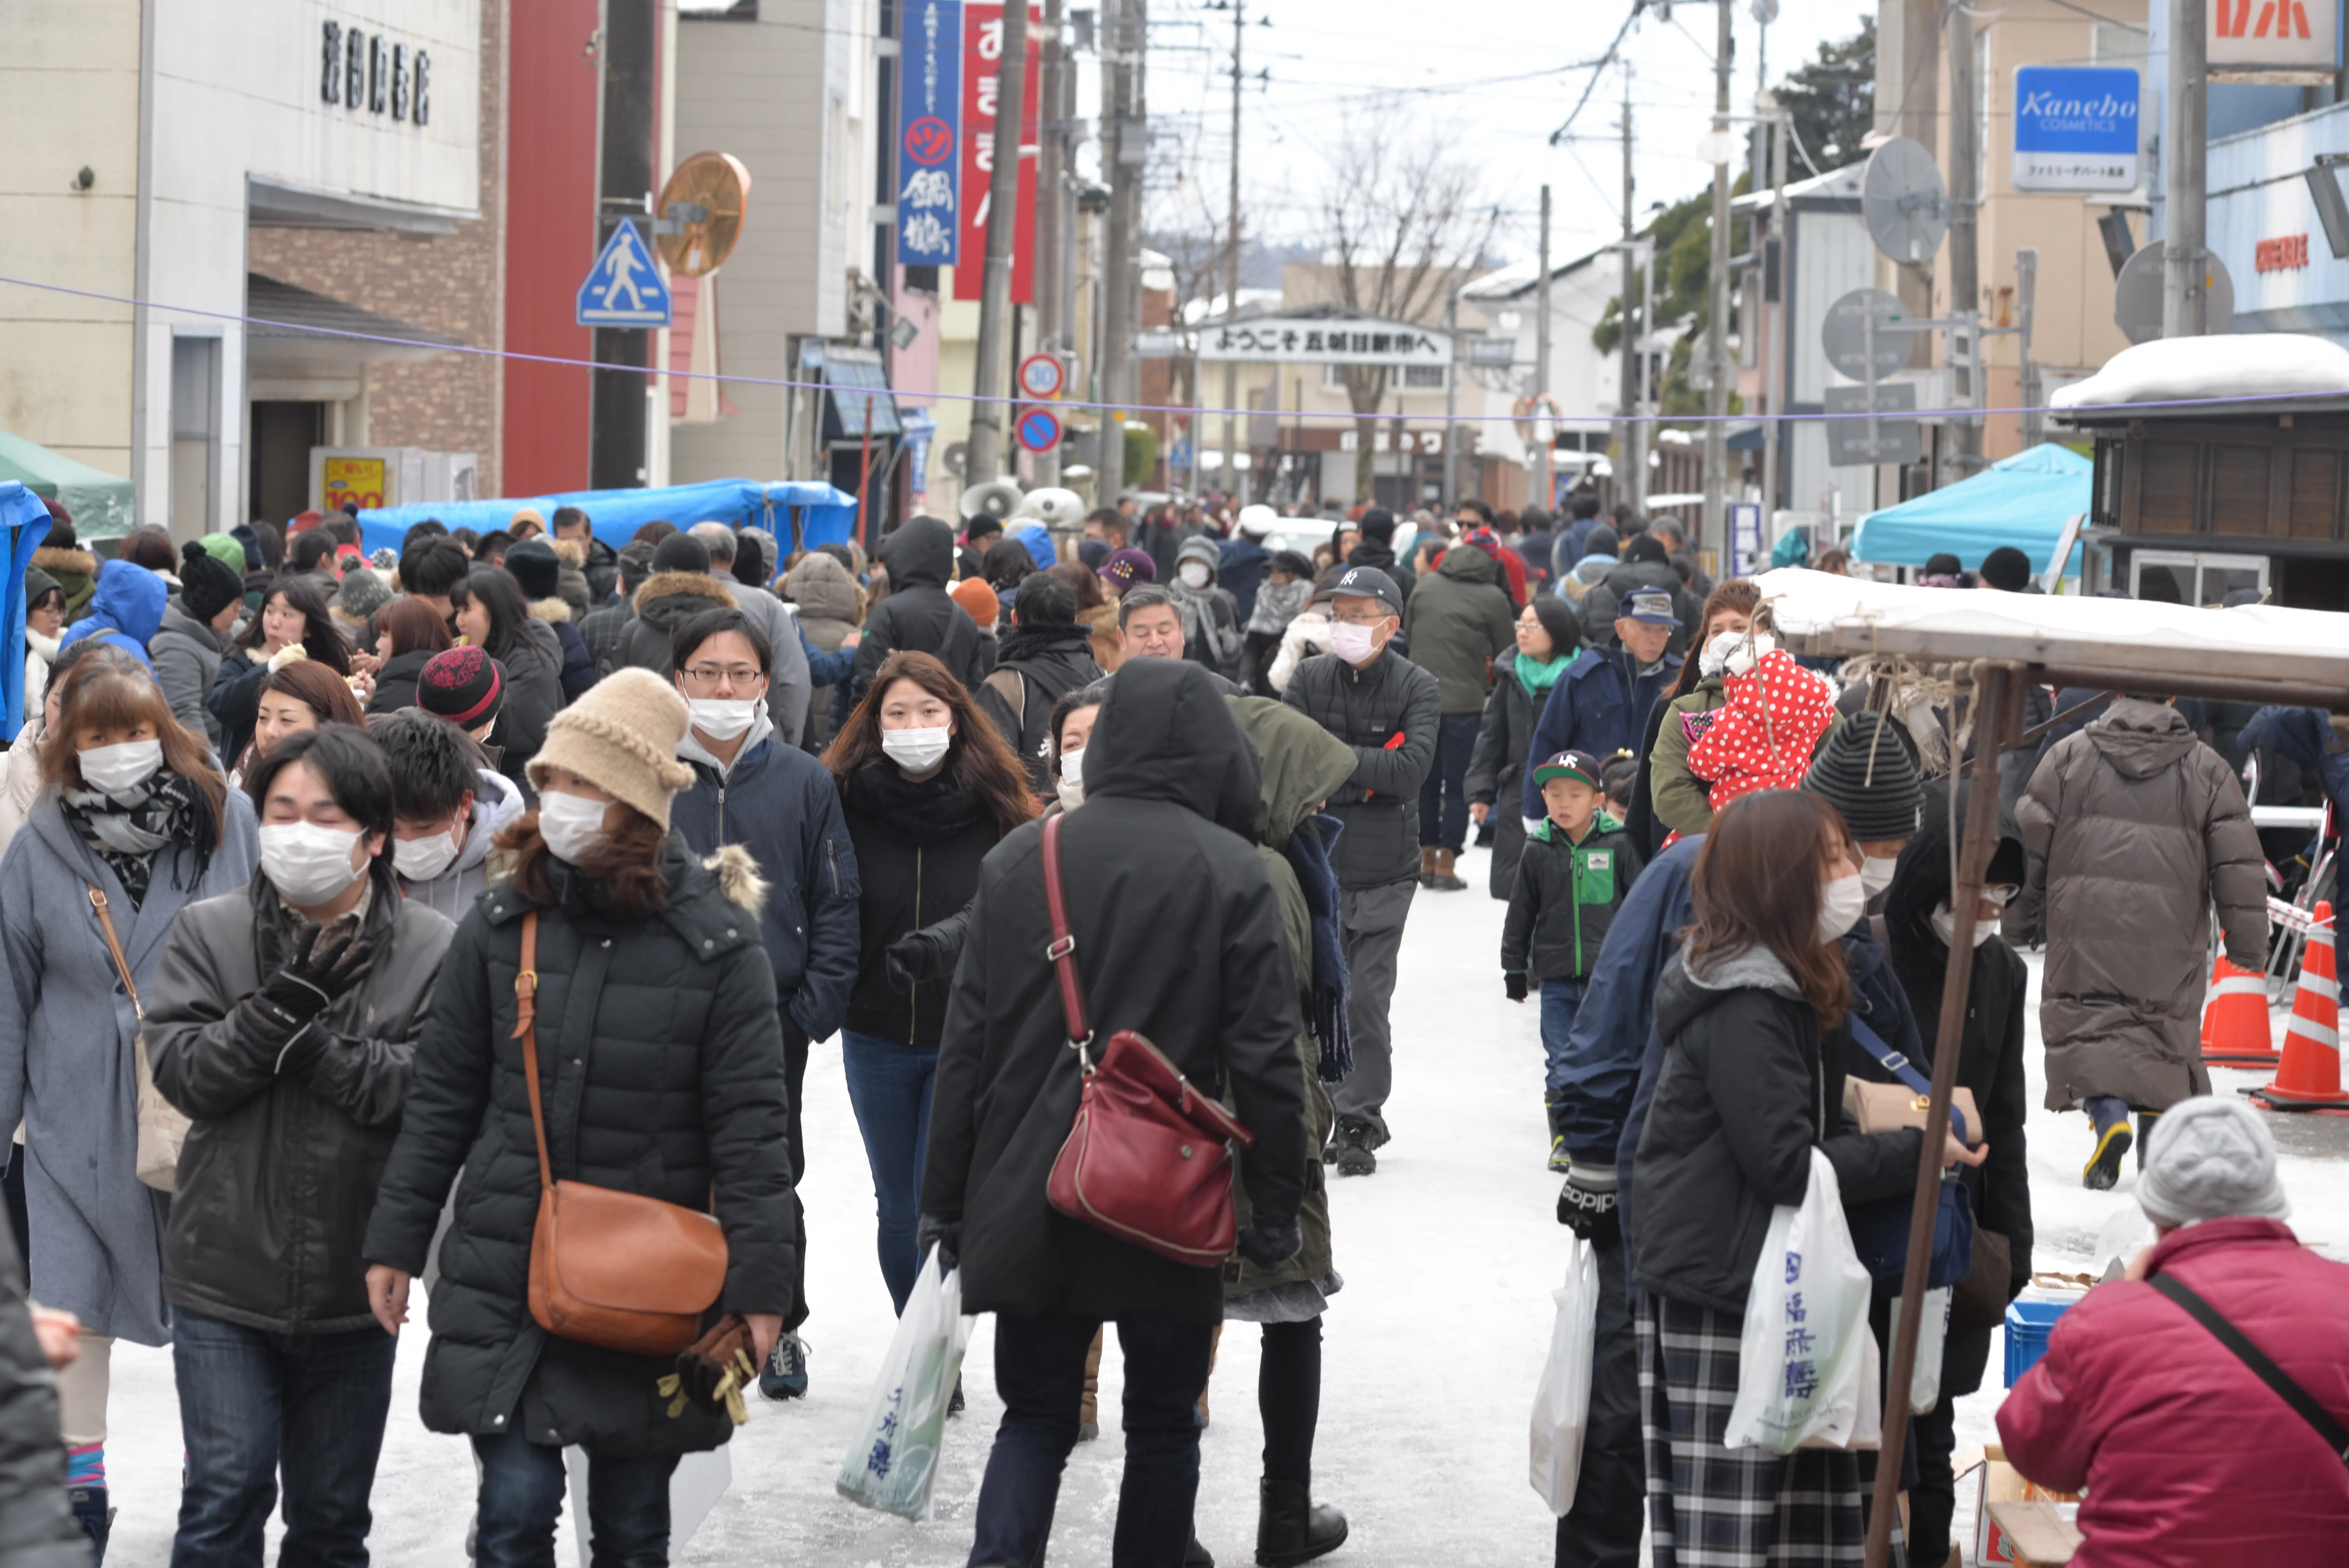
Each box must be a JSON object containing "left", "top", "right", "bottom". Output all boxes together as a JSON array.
[{"left": 2011, "top": 67, "right": 2139, "bottom": 193}]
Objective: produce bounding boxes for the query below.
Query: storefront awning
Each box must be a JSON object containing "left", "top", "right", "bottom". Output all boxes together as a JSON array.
[{"left": 246, "top": 274, "right": 465, "bottom": 368}]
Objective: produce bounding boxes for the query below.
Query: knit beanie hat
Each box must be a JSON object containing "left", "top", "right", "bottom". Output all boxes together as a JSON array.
[
  {"left": 651, "top": 532, "right": 711, "bottom": 576},
  {"left": 1801, "top": 711, "right": 1925, "bottom": 841},
  {"left": 1979, "top": 545, "right": 2032, "bottom": 593},
  {"left": 2137, "top": 1096, "right": 2291, "bottom": 1228},
  {"left": 1581, "top": 525, "right": 1620, "bottom": 557},
  {"left": 418, "top": 645, "right": 504, "bottom": 728},
  {"left": 1100, "top": 547, "right": 1157, "bottom": 588},
  {"left": 196, "top": 532, "right": 247, "bottom": 576},
  {"left": 332, "top": 566, "right": 393, "bottom": 623},
  {"left": 527, "top": 668, "right": 695, "bottom": 829},
  {"left": 950, "top": 576, "right": 1000, "bottom": 627},
  {"left": 178, "top": 540, "right": 246, "bottom": 624},
  {"left": 504, "top": 538, "right": 562, "bottom": 601}
]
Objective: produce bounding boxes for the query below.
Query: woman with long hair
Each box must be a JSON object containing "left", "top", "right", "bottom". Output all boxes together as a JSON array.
[
  {"left": 211, "top": 574, "right": 349, "bottom": 768},
  {"left": 825, "top": 650, "right": 1035, "bottom": 1311},
  {"left": 0, "top": 661, "right": 258, "bottom": 1556},
  {"left": 362, "top": 670, "right": 792, "bottom": 1567},
  {"left": 365, "top": 596, "right": 456, "bottom": 716},
  {"left": 234, "top": 660, "right": 367, "bottom": 786},
  {"left": 1634, "top": 790, "right": 1982, "bottom": 1568},
  {"left": 451, "top": 566, "right": 563, "bottom": 789},
  {"left": 1633, "top": 578, "right": 1764, "bottom": 852}
]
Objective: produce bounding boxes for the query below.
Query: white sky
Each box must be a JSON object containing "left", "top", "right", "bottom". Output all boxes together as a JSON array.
[{"left": 1107, "top": 0, "right": 1877, "bottom": 268}]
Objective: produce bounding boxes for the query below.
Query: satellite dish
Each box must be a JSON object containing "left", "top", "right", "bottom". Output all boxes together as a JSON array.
[
  {"left": 1018, "top": 486, "right": 1084, "bottom": 527},
  {"left": 1862, "top": 137, "right": 1950, "bottom": 265},
  {"left": 2113, "top": 240, "right": 2236, "bottom": 346},
  {"left": 1820, "top": 287, "right": 1918, "bottom": 380},
  {"left": 654, "top": 152, "right": 752, "bottom": 277},
  {"left": 958, "top": 478, "right": 1025, "bottom": 522}
]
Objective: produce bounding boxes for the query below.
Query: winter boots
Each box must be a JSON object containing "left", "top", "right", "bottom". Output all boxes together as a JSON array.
[
  {"left": 1333, "top": 1117, "right": 1378, "bottom": 1177},
  {"left": 1427, "top": 848, "right": 1467, "bottom": 891},
  {"left": 2083, "top": 1095, "right": 2133, "bottom": 1190},
  {"left": 1256, "top": 1480, "right": 1349, "bottom": 1566}
]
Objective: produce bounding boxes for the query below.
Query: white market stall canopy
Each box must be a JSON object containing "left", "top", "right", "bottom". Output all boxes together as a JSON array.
[{"left": 1754, "top": 567, "right": 2349, "bottom": 709}]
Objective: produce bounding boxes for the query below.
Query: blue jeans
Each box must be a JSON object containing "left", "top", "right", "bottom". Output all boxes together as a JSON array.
[
  {"left": 472, "top": 1428, "right": 678, "bottom": 1568},
  {"left": 841, "top": 1028, "right": 939, "bottom": 1313},
  {"left": 169, "top": 1308, "right": 397, "bottom": 1568},
  {"left": 1417, "top": 711, "right": 1483, "bottom": 852},
  {"left": 969, "top": 1313, "right": 1214, "bottom": 1568},
  {"left": 1540, "top": 979, "right": 1585, "bottom": 1104}
]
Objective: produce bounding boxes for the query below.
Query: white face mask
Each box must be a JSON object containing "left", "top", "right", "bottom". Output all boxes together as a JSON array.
[
  {"left": 77, "top": 739, "right": 164, "bottom": 795},
  {"left": 882, "top": 726, "right": 953, "bottom": 774},
  {"left": 1699, "top": 628, "right": 1777, "bottom": 678},
  {"left": 1328, "top": 622, "right": 1380, "bottom": 665},
  {"left": 392, "top": 823, "right": 463, "bottom": 882},
  {"left": 686, "top": 697, "right": 760, "bottom": 740},
  {"left": 1859, "top": 853, "right": 1900, "bottom": 899},
  {"left": 1931, "top": 904, "right": 2000, "bottom": 948},
  {"left": 259, "top": 821, "right": 366, "bottom": 907},
  {"left": 1060, "top": 746, "right": 1085, "bottom": 788},
  {"left": 1055, "top": 777, "right": 1085, "bottom": 811},
  {"left": 1177, "top": 561, "right": 1212, "bottom": 589},
  {"left": 537, "top": 791, "right": 611, "bottom": 865},
  {"left": 1817, "top": 871, "right": 1866, "bottom": 942}
]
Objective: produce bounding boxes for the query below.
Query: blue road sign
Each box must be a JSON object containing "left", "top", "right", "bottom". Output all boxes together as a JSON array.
[
  {"left": 1016, "top": 406, "right": 1062, "bottom": 453},
  {"left": 2012, "top": 67, "right": 2139, "bottom": 193},
  {"left": 577, "top": 220, "right": 672, "bottom": 328}
]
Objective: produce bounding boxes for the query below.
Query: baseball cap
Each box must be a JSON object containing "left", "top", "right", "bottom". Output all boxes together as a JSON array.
[
  {"left": 1532, "top": 750, "right": 1606, "bottom": 790},
  {"left": 1620, "top": 587, "right": 1682, "bottom": 627},
  {"left": 1329, "top": 565, "right": 1403, "bottom": 617}
]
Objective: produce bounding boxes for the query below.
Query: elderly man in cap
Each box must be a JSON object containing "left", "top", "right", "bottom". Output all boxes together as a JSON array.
[
  {"left": 2000, "top": 1097, "right": 2349, "bottom": 1568},
  {"left": 1518, "top": 587, "right": 1683, "bottom": 828}
]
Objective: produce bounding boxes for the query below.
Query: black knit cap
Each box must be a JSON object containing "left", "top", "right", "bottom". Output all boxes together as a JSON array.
[
  {"left": 504, "top": 537, "right": 561, "bottom": 600},
  {"left": 1801, "top": 711, "right": 1925, "bottom": 841},
  {"left": 177, "top": 540, "right": 245, "bottom": 623},
  {"left": 417, "top": 646, "right": 504, "bottom": 727}
]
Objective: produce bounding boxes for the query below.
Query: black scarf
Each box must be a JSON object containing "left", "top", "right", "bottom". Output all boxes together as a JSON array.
[
  {"left": 995, "top": 622, "right": 1096, "bottom": 666},
  {"left": 843, "top": 762, "right": 995, "bottom": 846},
  {"left": 61, "top": 770, "right": 208, "bottom": 908}
]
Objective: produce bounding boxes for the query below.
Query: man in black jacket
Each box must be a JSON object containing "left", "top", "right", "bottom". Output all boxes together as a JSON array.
[
  {"left": 1282, "top": 565, "right": 1440, "bottom": 1174},
  {"left": 848, "top": 515, "right": 989, "bottom": 702},
  {"left": 1343, "top": 508, "right": 1414, "bottom": 612},
  {"left": 973, "top": 573, "right": 1105, "bottom": 790}
]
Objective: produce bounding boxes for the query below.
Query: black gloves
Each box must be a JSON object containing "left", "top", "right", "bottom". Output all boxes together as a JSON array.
[
  {"left": 1557, "top": 1162, "right": 1620, "bottom": 1248},
  {"left": 1235, "top": 1218, "right": 1303, "bottom": 1271},
  {"left": 884, "top": 929, "right": 945, "bottom": 992},
  {"left": 916, "top": 1213, "right": 962, "bottom": 1274},
  {"left": 1504, "top": 971, "right": 1529, "bottom": 1003},
  {"left": 252, "top": 921, "right": 374, "bottom": 1030}
]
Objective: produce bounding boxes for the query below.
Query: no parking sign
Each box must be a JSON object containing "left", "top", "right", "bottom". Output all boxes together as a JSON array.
[{"left": 1016, "top": 406, "right": 1062, "bottom": 453}]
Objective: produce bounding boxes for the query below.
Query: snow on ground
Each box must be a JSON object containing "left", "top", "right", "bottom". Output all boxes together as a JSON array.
[{"left": 93, "top": 838, "right": 2349, "bottom": 1565}]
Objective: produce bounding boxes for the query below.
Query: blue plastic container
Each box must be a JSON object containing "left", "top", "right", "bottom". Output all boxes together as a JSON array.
[{"left": 2003, "top": 1297, "right": 2074, "bottom": 1386}]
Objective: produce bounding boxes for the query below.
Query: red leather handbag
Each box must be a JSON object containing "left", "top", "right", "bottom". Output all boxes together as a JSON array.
[{"left": 1039, "top": 813, "right": 1256, "bottom": 1266}]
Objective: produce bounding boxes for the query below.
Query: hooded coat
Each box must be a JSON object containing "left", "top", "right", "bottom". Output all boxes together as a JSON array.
[
  {"left": 0, "top": 788, "right": 260, "bottom": 1345},
  {"left": 1218, "top": 533, "right": 1271, "bottom": 623},
  {"left": 394, "top": 768, "right": 528, "bottom": 920},
  {"left": 975, "top": 624, "right": 1105, "bottom": 792},
  {"left": 1172, "top": 535, "right": 1246, "bottom": 683},
  {"left": 848, "top": 518, "right": 988, "bottom": 702},
  {"left": 360, "top": 843, "right": 793, "bottom": 1459},
  {"left": 149, "top": 601, "right": 232, "bottom": 749},
  {"left": 57, "top": 559, "right": 166, "bottom": 668},
  {"left": 1402, "top": 544, "right": 1516, "bottom": 714},
  {"left": 2016, "top": 699, "right": 2265, "bottom": 1112},
  {"left": 524, "top": 597, "right": 598, "bottom": 704},
  {"left": 1577, "top": 552, "right": 1699, "bottom": 652},
  {"left": 30, "top": 545, "right": 96, "bottom": 623},
  {"left": 786, "top": 549, "right": 863, "bottom": 750},
  {"left": 921, "top": 659, "right": 1308, "bottom": 1323}
]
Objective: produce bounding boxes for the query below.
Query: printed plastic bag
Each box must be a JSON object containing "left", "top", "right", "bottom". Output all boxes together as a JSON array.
[
  {"left": 836, "top": 1245, "right": 972, "bottom": 1520},
  {"left": 1724, "top": 1149, "right": 1878, "bottom": 1454},
  {"left": 1529, "top": 1240, "right": 1600, "bottom": 1515},
  {"left": 1891, "top": 1287, "right": 1952, "bottom": 1415}
]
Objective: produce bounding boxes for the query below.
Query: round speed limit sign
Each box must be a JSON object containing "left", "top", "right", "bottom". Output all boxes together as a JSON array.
[{"left": 1017, "top": 353, "right": 1066, "bottom": 401}]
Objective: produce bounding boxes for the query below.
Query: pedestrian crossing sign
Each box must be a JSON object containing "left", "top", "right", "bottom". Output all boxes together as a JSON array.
[{"left": 576, "top": 220, "right": 672, "bottom": 328}]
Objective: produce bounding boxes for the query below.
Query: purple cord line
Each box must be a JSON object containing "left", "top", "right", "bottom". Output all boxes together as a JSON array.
[{"left": 0, "top": 269, "right": 2314, "bottom": 428}]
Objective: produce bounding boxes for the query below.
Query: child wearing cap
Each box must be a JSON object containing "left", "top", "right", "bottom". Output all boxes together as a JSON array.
[{"left": 1504, "top": 749, "right": 1644, "bottom": 1172}]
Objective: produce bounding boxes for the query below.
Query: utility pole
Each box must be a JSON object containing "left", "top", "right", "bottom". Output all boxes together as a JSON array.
[
  {"left": 1702, "top": 0, "right": 1732, "bottom": 554},
  {"left": 1947, "top": 0, "right": 1980, "bottom": 467},
  {"left": 1761, "top": 101, "right": 1786, "bottom": 520},
  {"left": 1098, "top": 0, "right": 1140, "bottom": 497},
  {"left": 1034, "top": 0, "right": 1067, "bottom": 485},
  {"left": 1219, "top": 0, "right": 1244, "bottom": 501},
  {"left": 1535, "top": 184, "right": 1553, "bottom": 516},
  {"left": 2165, "top": 0, "right": 2209, "bottom": 338},
  {"left": 1617, "top": 71, "right": 1642, "bottom": 515},
  {"left": 1443, "top": 285, "right": 1461, "bottom": 505},
  {"left": 966, "top": 0, "right": 1030, "bottom": 483}
]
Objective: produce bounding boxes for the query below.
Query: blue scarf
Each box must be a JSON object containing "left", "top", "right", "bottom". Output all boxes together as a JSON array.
[{"left": 1282, "top": 811, "right": 1351, "bottom": 1082}]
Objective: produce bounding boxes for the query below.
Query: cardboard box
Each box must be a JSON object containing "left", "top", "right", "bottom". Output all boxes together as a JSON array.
[{"left": 1959, "top": 1445, "right": 2082, "bottom": 1567}]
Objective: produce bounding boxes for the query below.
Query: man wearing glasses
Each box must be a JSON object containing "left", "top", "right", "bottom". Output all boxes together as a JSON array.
[{"left": 1282, "top": 566, "right": 1440, "bottom": 1176}]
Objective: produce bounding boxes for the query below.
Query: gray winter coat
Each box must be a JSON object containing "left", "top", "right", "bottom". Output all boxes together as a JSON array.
[
  {"left": 2016, "top": 698, "right": 2267, "bottom": 1112},
  {"left": 0, "top": 1232, "right": 88, "bottom": 1568},
  {"left": 148, "top": 873, "right": 456, "bottom": 1334},
  {"left": 149, "top": 603, "right": 230, "bottom": 750},
  {"left": 0, "top": 789, "right": 260, "bottom": 1344},
  {"left": 396, "top": 768, "right": 527, "bottom": 921},
  {"left": 1402, "top": 545, "right": 1516, "bottom": 713}
]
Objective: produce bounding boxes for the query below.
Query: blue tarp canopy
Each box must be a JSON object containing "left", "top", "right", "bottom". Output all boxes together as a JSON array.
[
  {"left": 1850, "top": 443, "right": 2090, "bottom": 577},
  {"left": 357, "top": 479, "right": 858, "bottom": 559},
  {"left": 0, "top": 481, "right": 55, "bottom": 741}
]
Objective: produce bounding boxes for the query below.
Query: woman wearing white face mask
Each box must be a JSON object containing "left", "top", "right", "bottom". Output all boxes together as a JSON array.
[
  {"left": 0, "top": 660, "right": 258, "bottom": 1554},
  {"left": 145, "top": 724, "right": 454, "bottom": 1565},
  {"left": 823, "top": 650, "right": 1037, "bottom": 1313}
]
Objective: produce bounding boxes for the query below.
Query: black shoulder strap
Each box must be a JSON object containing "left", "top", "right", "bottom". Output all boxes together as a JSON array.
[{"left": 2150, "top": 1273, "right": 2349, "bottom": 1466}]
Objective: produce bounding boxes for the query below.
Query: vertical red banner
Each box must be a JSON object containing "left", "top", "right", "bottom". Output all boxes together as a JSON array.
[{"left": 953, "top": 0, "right": 1040, "bottom": 303}]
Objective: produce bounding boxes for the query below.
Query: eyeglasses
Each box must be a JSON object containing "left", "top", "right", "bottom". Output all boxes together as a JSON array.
[
  {"left": 681, "top": 664, "right": 765, "bottom": 688},
  {"left": 1331, "top": 609, "right": 1394, "bottom": 627}
]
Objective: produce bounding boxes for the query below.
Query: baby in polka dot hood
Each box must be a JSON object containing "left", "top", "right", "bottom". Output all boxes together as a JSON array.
[{"left": 1684, "top": 642, "right": 1838, "bottom": 813}]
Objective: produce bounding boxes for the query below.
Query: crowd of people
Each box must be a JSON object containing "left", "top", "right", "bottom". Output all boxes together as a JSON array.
[{"left": 0, "top": 488, "right": 2340, "bottom": 1568}]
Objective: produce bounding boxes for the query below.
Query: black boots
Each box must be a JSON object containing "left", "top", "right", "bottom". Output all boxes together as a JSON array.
[
  {"left": 70, "top": 1486, "right": 113, "bottom": 1563},
  {"left": 1256, "top": 1480, "right": 1347, "bottom": 1567}
]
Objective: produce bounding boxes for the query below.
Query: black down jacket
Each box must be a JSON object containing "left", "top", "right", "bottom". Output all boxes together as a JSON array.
[
  {"left": 848, "top": 517, "right": 989, "bottom": 703},
  {"left": 922, "top": 658, "right": 1308, "bottom": 1325},
  {"left": 1464, "top": 662, "right": 1543, "bottom": 897},
  {"left": 361, "top": 845, "right": 793, "bottom": 1459},
  {"left": 1280, "top": 645, "right": 1441, "bottom": 891},
  {"left": 975, "top": 624, "right": 1105, "bottom": 792},
  {"left": 148, "top": 872, "right": 455, "bottom": 1335}
]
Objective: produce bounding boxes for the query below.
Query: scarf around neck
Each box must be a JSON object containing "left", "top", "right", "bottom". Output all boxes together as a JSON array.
[
  {"left": 61, "top": 768, "right": 205, "bottom": 908},
  {"left": 1513, "top": 649, "right": 1572, "bottom": 697}
]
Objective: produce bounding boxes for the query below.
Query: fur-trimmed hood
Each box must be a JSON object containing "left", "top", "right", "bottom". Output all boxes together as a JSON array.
[
  {"left": 633, "top": 569, "right": 737, "bottom": 616},
  {"left": 528, "top": 596, "right": 572, "bottom": 624},
  {"left": 30, "top": 546, "right": 96, "bottom": 579},
  {"left": 549, "top": 537, "right": 586, "bottom": 568},
  {"left": 702, "top": 843, "right": 768, "bottom": 914}
]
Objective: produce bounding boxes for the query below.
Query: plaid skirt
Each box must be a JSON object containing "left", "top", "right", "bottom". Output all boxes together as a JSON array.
[{"left": 1637, "top": 1292, "right": 1897, "bottom": 1568}]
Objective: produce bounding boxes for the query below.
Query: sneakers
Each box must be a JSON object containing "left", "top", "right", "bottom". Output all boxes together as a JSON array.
[
  {"left": 1548, "top": 1134, "right": 1571, "bottom": 1174},
  {"left": 2083, "top": 1099, "right": 2133, "bottom": 1190},
  {"left": 1334, "top": 1117, "right": 1378, "bottom": 1177},
  {"left": 758, "top": 1332, "right": 810, "bottom": 1401},
  {"left": 68, "top": 1487, "right": 112, "bottom": 1564}
]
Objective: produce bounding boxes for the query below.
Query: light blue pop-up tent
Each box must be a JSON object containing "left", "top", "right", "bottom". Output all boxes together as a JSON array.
[
  {"left": 358, "top": 479, "right": 857, "bottom": 560},
  {"left": 1851, "top": 443, "right": 2091, "bottom": 578},
  {"left": 0, "top": 481, "right": 56, "bottom": 740}
]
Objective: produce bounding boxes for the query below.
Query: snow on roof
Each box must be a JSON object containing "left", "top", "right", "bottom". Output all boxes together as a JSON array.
[
  {"left": 1460, "top": 245, "right": 1610, "bottom": 301},
  {"left": 1729, "top": 161, "right": 1866, "bottom": 214},
  {"left": 2051, "top": 333, "right": 2349, "bottom": 419}
]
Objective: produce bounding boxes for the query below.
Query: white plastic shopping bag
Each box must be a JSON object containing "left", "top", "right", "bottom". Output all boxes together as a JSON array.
[
  {"left": 1890, "top": 1287, "right": 1952, "bottom": 1415},
  {"left": 1723, "top": 1149, "right": 1878, "bottom": 1454},
  {"left": 1529, "top": 1240, "right": 1600, "bottom": 1515},
  {"left": 836, "top": 1245, "right": 973, "bottom": 1520}
]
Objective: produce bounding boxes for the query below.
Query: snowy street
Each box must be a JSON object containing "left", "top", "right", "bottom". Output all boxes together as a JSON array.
[{"left": 95, "top": 838, "right": 2349, "bottom": 1565}]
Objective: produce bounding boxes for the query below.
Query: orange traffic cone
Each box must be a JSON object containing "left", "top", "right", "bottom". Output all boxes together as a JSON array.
[
  {"left": 2200, "top": 953, "right": 2277, "bottom": 1067},
  {"left": 2252, "top": 903, "right": 2349, "bottom": 1111}
]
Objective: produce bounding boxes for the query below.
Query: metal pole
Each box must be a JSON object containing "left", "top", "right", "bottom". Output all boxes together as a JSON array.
[
  {"left": 1444, "top": 285, "right": 1461, "bottom": 504},
  {"left": 1219, "top": 0, "right": 1243, "bottom": 502},
  {"left": 966, "top": 0, "right": 1030, "bottom": 483},
  {"left": 1761, "top": 109, "right": 1786, "bottom": 521},
  {"left": 1099, "top": 0, "right": 1137, "bottom": 495},
  {"left": 859, "top": 394, "right": 875, "bottom": 536},
  {"left": 2017, "top": 247, "right": 2042, "bottom": 446},
  {"left": 1034, "top": 0, "right": 1066, "bottom": 486},
  {"left": 1638, "top": 237, "right": 1655, "bottom": 512},
  {"left": 1703, "top": 0, "right": 1732, "bottom": 556},
  {"left": 1536, "top": 183, "right": 1554, "bottom": 516},
  {"left": 1617, "top": 73, "right": 1641, "bottom": 516},
  {"left": 2165, "top": 0, "right": 2209, "bottom": 338},
  {"left": 1863, "top": 662, "right": 2018, "bottom": 1568},
  {"left": 1948, "top": 1, "right": 1980, "bottom": 467}
]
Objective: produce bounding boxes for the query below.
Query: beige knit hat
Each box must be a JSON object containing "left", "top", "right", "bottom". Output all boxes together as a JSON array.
[{"left": 526, "top": 668, "right": 696, "bottom": 829}]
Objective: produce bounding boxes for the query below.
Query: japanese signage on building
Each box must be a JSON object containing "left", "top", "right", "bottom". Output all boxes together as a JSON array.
[
  {"left": 2210, "top": 0, "right": 2341, "bottom": 73},
  {"left": 319, "top": 19, "right": 431, "bottom": 125},
  {"left": 1196, "top": 317, "right": 1451, "bottom": 366},
  {"left": 2257, "top": 233, "right": 2312, "bottom": 271},
  {"left": 2011, "top": 67, "right": 2138, "bottom": 192},
  {"left": 896, "top": 0, "right": 962, "bottom": 266},
  {"left": 950, "top": 1, "right": 1040, "bottom": 303}
]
